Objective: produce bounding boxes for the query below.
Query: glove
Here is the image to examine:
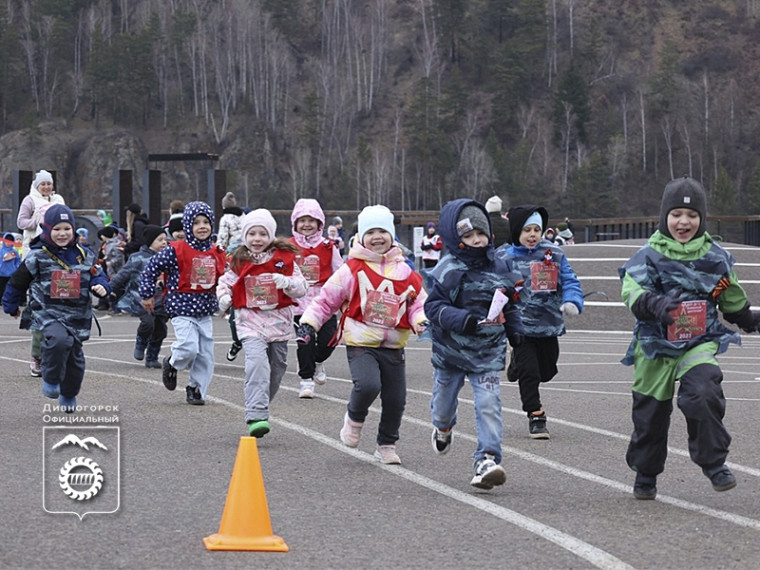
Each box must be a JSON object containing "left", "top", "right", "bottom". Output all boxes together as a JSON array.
[
  {"left": 271, "top": 273, "right": 290, "bottom": 290},
  {"left": 462, "top": 314, "right": 479, "bottom": 334},
  {"left": 560, "top": 302, "right": 579, "bottom": 317},
  {"left": 421, "top": 243, "right": 431, "bottom": 251},
  {"left": 218, "top": 294, "right": 232, "bottom": 314},
  {"left": 296, "top": 323, "right": 316, "bottom": 344},
  {"left": 631, "top": 292, "right": 679, "bottom": 326},
  {"left": 723, "top": 303, "right": 760, "bottom": 333},
  {"left": 508, "top": 333, "right": 524, "bottom": 348}
]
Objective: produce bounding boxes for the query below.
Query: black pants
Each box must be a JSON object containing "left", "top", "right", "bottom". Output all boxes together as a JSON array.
[
  {"left": 294, "top": 314, "right": 338, "bottom": 379},
  {"left": 137, "top": 312, "right": 168, "bottom": 346},
  {"left": 41, "top": 321, "right": 85, "bottom": 398},
  {"left": 626, "top": 363, "right": 731, "bottom": 476},
  {"left": 512, "top": 336, "right": 559, "bottom": 413}
]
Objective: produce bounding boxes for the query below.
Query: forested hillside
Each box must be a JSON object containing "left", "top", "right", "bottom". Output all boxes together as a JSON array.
[{"left": 2, "top": 0, "right": 760, "bottom": 218}]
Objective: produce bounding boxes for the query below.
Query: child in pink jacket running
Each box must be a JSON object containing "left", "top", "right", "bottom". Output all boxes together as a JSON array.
[
  {"left": 297, "top": 205, "right": 427, "bottom": 464},
  {"left": 217, "top": 209, "right": 308, "bottom": 438}
]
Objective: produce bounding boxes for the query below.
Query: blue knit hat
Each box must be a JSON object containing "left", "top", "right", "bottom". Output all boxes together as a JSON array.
[{"left": 41, "top": 204, "right": 76, "bottom": 246}]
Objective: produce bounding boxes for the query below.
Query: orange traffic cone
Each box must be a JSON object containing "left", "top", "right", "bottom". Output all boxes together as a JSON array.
[{"left": 203, "top": 436, "right": 289, "bottom": 552}]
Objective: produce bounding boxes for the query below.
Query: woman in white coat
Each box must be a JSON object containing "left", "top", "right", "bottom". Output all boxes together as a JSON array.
[{"left": 16, "top": 170, "right": 65, "bottom": 257}]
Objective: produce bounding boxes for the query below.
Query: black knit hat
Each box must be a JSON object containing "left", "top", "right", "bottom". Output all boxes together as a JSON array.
[
  {"left": 97, "top": 226, "right": 118, "bottom": 239},
  {"left": 659, "top": 177, "right": 707, "bottom": 239},
  {"left": 142, "top": 224, "right": 164, "bottom": 247}
]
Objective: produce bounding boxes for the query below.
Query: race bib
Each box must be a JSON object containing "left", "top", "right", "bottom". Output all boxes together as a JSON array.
[
  {"left": 51, "top": 270, "right": 81, "bottom": 299},
  {"left": 363, "top": 290, "right": 401, "bottom": 328},
  {"left": 530, "top": 261, "right": 558, "bottom": 292},
  {"left": 190, "top": 257, "right": 217, "bottom": 289},
  {"left": 667, "top": 300, "right": 707, "bottom": 341},
  {"left": 244, "top": 274, "right": 278, "bottom": 308},
  {"left": 296, "top": 254, "right": 320, "bottom": 284}
]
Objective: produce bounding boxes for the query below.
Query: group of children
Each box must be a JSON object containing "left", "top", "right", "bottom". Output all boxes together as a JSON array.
[{"left": 2, "top": 176, "right": 756, "bottom": 497}]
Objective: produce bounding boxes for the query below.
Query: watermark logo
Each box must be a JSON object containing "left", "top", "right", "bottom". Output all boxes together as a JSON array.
[{"left": 43, "top": 426, "right": 120, "bottom": 519}]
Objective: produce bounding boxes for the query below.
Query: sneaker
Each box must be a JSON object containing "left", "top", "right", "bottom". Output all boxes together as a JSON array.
[
  {"left": 185, "top": 385, "right": 205, "bottom": 405},
  {"left": 145, "top": 359, "right": 162, "bottom": 369},
  {"left": 247, "top": 419, "right": 270, "bottom": 438},
  {"left": 431, "top": 427, "right": 453, "bottom": 455},
  {"left": 528, "top": 412, "right": 550, "bottom": 439},
  {"left": 314, "top": 362, "right": 327, "bottom": 385},
  {"left": 470, "top": 454, "right": 506, "bottom": 489},
  {"left": 374, "top": 444, "right": 401, "bottom": 465},
  {"left": 59, "top": 395, "right": 77, "bottom": 414},
  {"left": 42, "top": 381, "right": 60, "bottom": 399},
  {"left": 133, "top": 342, "right": 146, "bottom": 361},
  {"left": 299, "top": 380, "right": 315, "bottom": 399},
  {"left": 339, "top": 412, "right": 363, "bottom": 447},
  {"left": 162, "top": 356, "right": 177, "bottom": 391},
  {"left": 704, "top": 465, "right": 737, "bottom": 492},
  {"left": 226, "top": 341, "right": 242, "bottom": 361},
  {"left": 30, "top": 357, "right": 42, "bottom": 377},
  {"left": 633, "top": 472, "right": 657, "bottom": 500}
]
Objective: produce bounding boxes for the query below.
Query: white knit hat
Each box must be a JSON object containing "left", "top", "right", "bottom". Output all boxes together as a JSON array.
[
  {"left": 357, "top": 205, "right": 395, "bottom": 243},
  {"left": 485, "top": 195, "right": 502, "bottom": 213},
  {"left": 33, "top": 170, "right": 54, "bottom": 189},
  {"left": 241, "top": 208, "right": 277, "bottom": 243}
]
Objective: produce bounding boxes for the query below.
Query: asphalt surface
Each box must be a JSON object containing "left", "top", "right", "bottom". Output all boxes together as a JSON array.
[{"left": 2, "top": 239, "right": 760, "bottom": 569}]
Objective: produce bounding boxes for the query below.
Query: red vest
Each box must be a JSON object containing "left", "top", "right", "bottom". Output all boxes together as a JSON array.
[
  {"left": 171, "top": 241, "right": 226, "bottom": 293},
  {"left": 289, "top": 237, "right": 336, "bottom": 285},
  {"left": 231, "top": 250, "right": 297, "bottom": 310},
  {"left": 342, "top": 258, "right": 422, "bottom": 331}
]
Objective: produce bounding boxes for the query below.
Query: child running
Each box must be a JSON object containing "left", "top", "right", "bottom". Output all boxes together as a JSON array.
[
  {"left": 2, "top": 205, "right": 110, "bottom": 412},
  {"left": 297, "top": 205, "right": 428, "bottom": 464},
  {"left": 289, "top": 198, "right": 343, "bottom": 398},
  {"left": 217, "top": 209, "right": 307, "bottom": 437},
  {"left": 109, "top": 225, "right": 169, "bottom": 368},
  {"left": 425, "top": 199, "right": 525, "bottom": 489},
  {"left": 495, "top": 205, "right": 583, "bottom": 439},
  {"left": 620, "top": 177, "right": 759, "bottom": 499},
  {"left": 139, "top": 201, "right": 226, "bottom": 405}
]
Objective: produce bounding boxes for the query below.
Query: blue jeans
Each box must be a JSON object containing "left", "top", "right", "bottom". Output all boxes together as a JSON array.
[
  {"left": 170, "top": 315, "right": 214, "bottom": 398},
  {"left": 430, "top": 367, "right": 503, "bottom": 466}
]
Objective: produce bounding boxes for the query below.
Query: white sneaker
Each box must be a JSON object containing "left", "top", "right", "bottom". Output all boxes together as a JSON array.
[
  {"left": 374, "top": 444, "right": 401, "bottom": 465},
  {"left": 470, "top": 454, "right": 506, "bottom": 489},
  {"left": 298, "top": 380, "right": 315, "bottom": 399},
  {"left": 339, "top": 412, "right": 363, "bottom": 447},
  {"left": 314, "top": 362, "right": 327, "bottom": 385}
]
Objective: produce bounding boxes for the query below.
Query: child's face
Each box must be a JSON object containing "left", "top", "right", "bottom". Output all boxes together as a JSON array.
[
  {"left": 150, "top": 234, "right": 168, "bottom": 252},
  {"left": 191, "top": 215, "right": 212, "bottom": 240},
  {"left": 461, "top": 229, "right": 489, "bottom": 248},
  {"left": 50, "top": 223, "right": 73, "bottom": 247},
  {"left": 327, "top": 227, "right": 338, "bottom": 238},
  {"left": 667, "top": 208, "right": 700, "bottom": 243},
  {"left": 77, "top": 234, "right": 87, "bottom": 244},
  {"left": 171, "top": 229, "right": 185, "bottom": 241},
  {"left": 362, "top": 228, "right": 392, "bottom": 254},
  {"left": 296, "top": 216, "right": 320, "bottom": 237},
  {"left": 519, "top": 224, "right": 542, "bottom": 249},
  {"left": 427, "top": 226, "right": 436, "bottom": 235},
  {"left": 245, "top": 226, "right": 270, "bottom": 253}
]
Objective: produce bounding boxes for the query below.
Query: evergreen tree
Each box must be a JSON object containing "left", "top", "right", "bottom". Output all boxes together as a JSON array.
[{"left": 712, "top": 166, "right": 737, "bottom": 215}]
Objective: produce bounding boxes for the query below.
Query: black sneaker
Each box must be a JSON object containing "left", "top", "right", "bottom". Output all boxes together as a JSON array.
[
  {"left": 633, "top": 473, "right": 657, "bottom": 500},
  {"left": 226, "top": 341, "right": 242, "bottom": 361},
  {"left": 162, "top": 356, "right": 177, "bottom": 391},
  {"left": 528, "top": 412, "right": 550, "bottom": 439},
  {"left": 704, "top": 466, "right": 737, "bottom": 492},
  {"left": 185, "top": 385, "right": 205, "bottom": 405},
  {"left": 431, "top": 427, "right": 453, "bottom": 455}
]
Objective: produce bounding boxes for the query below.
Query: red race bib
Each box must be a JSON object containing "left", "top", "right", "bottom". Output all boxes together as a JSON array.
[
  {"left": 667, "top": 300, "right": 707, "bottom": 341},
  {"left": 51, "top": 270, "right": 81, "bottom": 299}
]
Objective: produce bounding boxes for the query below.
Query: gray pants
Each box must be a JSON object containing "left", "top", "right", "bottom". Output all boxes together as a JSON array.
[
  {"left": 242, "top": 337, "right": 288, "bottom": 422},
  {"left": 346, "top": 345, "right": 406, "bottom": 446}
]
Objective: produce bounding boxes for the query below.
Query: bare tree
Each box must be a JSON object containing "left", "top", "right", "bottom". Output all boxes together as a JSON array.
[
  {"left": 639, "top": 89, "right": 647, "bottom": 172},
  {"left": 661, "top": 115, "right": 675, "bottom": 180}
]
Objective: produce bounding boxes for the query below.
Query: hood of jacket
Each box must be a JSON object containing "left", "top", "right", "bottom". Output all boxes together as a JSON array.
[
  {"left": 438, "top": 198, "right": 494, "bottom": 269},
  {"left": 507, "top": 205, "right": 549, "bottom": 246},
  {"left": 182, "top": 201, "right": 215, "bottom": 251}
]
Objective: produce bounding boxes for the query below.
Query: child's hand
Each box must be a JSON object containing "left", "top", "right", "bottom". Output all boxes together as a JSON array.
[
  {"left": 218, "top": 294, "right": 232, "bottom": 314},
  {"left": 296, "top": 323, "right": 315, "bottom": 344},
  {"left": 141, "top": 298, "right": 155, "bottom": 314},
  {"left": 271, "top": 273, "right": 290, "bottom": 290},
  {"left": 462, "top": 314, "right": 479, "bottom": 333},
  {"left": 560, "top": 302, "right": 579, "bottom": 317},
  {"left": 631, "top": 292, "right": 678, "bottom": 325},
  {"left": 91, "top": 284, "right": 107, "bottom": 297}
]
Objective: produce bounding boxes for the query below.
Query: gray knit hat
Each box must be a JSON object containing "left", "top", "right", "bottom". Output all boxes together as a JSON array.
[
  {"left": 221, "top": 192, "right": 236, "bottom": 209},
  {"left": 659, "top": 177, "right": 707, "bottom": 239},
  {"left": 456, "top": 205, "right": 491, "bottom": 238}
]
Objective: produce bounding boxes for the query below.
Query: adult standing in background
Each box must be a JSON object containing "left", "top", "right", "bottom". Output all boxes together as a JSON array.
[
  {"left": 485, "top": 195, "right": 511, "bottom": 247},
  {"left": 16, "top": 169, "right": 66, "bottom": 377},
  {"left": 17, "top": 170, "right": 65, "bottom": 257},
  {"left": 331, "top": 216, "right": 347, "bottom": 256},
  {"left": 123, "top": 203, "right": 150, "bottom": 259}
]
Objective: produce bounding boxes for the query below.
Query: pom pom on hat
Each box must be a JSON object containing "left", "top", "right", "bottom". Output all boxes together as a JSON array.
[
  {"left": 357, "top": 205, "right": 395, "bottom": 243},
  {"left": 142, "top": 224, "right": 164, "bottom": 248},
  {"left": 33, "top": 170, "right": 54, "bottom": 189},
  {"left": 241, "top": 208, "right": 277, "bottom": 243},
  {"left": 221, "top": 192, "right": 237, "bottom": 209},
  {"left": 456, "top": 205, "right": 490, "bottom": 238},
  {"left": 485, "top": 195, "right": 502, "bottom": 213}
]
